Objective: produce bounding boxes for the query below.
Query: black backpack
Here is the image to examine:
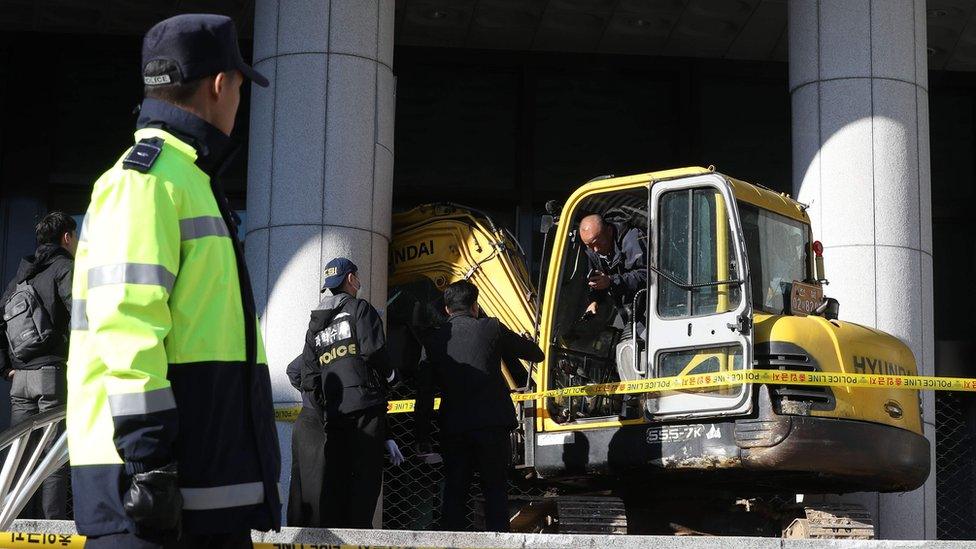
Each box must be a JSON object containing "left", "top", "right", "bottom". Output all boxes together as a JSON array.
[{"left": 3, "top": 278, "right": 56, "bottom": 362}]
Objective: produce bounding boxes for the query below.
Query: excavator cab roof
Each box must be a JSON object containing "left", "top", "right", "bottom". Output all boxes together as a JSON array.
[{"left": 566, "top": 166, "right": 809, "bottom": 225}]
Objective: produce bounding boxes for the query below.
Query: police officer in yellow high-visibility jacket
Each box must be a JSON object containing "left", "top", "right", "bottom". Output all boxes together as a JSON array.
[{"left": 67, "top": 14, "right": 280, "bottom": 548}]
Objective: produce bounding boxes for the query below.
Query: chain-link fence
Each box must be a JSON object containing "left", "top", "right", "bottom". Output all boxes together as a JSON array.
[
  {"left": 382, "top": 378, "right": 546, "bottom": 530},
  {"left": 936, "top": 392, "right": 976, "bottom": 540},
  {"left": 382, "top": 380, "right": 443, "bottom": 530}
]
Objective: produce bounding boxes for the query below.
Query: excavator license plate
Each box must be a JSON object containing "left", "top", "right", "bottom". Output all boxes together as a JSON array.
[{"left": 789, "top": 281, "right": 823, "bottom": 316}]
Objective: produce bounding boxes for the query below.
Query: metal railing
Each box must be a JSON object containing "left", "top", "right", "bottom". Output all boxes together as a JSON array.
[{"left": 0, "top": 406, "right": 68, "bottom": 530}]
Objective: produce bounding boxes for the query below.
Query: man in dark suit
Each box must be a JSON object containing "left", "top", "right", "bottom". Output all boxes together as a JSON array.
[
  {"left": 298, "top": 257, "right": 399, "bottom": 528},
  {"left": 414, "top": 280, "right": 544, "bottom": 532}
]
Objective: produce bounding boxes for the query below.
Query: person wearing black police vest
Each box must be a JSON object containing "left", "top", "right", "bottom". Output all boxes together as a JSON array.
[
  {"left": 299, "top": 257, "right": 398, "bottom": 528},
  {"left": 286, "top": 352, "right": 404, "bottom": 527},
  {"left": 0, "top": 211, "right": 76, "bottom": 519},
  {"left": 414, "top": 280, "right": 544, "bottom": 532},
  {"left": 67, "top": 14, "right": 280, "bottom": 549},
  {"left": 286, "top": 347, "right": 402, "bottom": 527}
]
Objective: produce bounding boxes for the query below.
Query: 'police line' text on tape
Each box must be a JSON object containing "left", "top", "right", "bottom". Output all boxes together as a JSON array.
[{"left": 274, "top": 369, "right": 976, "bottom": 421}]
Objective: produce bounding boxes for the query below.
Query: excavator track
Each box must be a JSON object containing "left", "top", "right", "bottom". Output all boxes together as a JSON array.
[{"left": 555, "top": 496, "right": 628, "bottom": 535}]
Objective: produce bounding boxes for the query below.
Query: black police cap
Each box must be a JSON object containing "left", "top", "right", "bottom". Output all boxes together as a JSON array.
[
  {"left": 322, "top": 258, "right": 358, "bottom": 292},
  {"left": 142, "top": 13, "right": 268, "bottom": 88}
]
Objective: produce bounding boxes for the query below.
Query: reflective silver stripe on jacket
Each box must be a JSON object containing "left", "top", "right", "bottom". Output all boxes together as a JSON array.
[
  {"left": 179, "top": 216, "right": 230, "bottom": 241},
  {"left": 78, "top": 215, "right": 90, "bottom": 243},
  {"left": 71, "top": 299, "right": 87, "bottom": 331},
  {"left": 107, "top": 387, "right": 177, "bottom": 417},
  {"left": 180, "top": 482, "right": 267, "bottom": 510},
  {"left": 87, "top": 263, "right": 176, "bottom": 293}
]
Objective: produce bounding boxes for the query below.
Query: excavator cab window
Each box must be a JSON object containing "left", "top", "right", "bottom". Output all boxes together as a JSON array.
[
  {"left": 737, "top": 203, "right": 811, "bottom": 314},
  {"left": 643, "top": 187, "right": 744, "bottom": 400},
  {"left": 657, "top": 188, "right": 742, "bottom": 318},
  {"left": 546, "top": 188, "right": 649, "bottom": 423}
]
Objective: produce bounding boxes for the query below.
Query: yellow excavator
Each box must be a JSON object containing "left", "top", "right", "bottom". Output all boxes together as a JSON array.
[{"left": 385, "top": 166, "right": 929, "bottom": 537}]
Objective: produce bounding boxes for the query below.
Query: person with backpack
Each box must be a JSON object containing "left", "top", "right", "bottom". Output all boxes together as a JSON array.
[{"left": 0, "top": 210, "right": 77, "bottom": 519}]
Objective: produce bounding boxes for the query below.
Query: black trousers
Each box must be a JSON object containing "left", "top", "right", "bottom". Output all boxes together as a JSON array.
[
  {"left": 321, "top": 406, "right": 386, "bottom": 528},
  {"left": 440, "top": 427, "right": 511, "bottom": 532},
  {"left": 9, "top": 366, "right": 69, "bottom": 520},
  {"left": 84, "top": 530, "right": 251, "bottom": 549},
  {"left": 287, "top": 407, "right": 326, "bottom": 526}
]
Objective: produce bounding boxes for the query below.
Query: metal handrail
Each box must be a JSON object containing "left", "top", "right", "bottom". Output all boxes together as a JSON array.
[
  {"left": 632, "top": 288, "right": 648, "bottom": 377},
  {"left": 0, "top": 405, "right": 68, "bottom": 530}
]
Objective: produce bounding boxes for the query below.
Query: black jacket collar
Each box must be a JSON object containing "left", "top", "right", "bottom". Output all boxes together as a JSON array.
[
  {"left": 15, "top": 244, "right": 71, "bottom": 283},
  {"left": 136, "top": 98, "right": 233, "bottom": 176}
]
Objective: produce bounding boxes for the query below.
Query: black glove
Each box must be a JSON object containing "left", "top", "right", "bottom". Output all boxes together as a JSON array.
[{"left": 123, "top": 462, "right": 183, "bottom": 534}]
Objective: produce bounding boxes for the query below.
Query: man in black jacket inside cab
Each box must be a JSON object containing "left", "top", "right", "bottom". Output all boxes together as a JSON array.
[
  {"left": 414, "top": 280, "right": 544, "bottom": 532},
  {"left": 0, "top": 211, "right": 77, "bottom": 519},
  {"left": 299, "top": 257, "right": 398, "bottom": 528}
]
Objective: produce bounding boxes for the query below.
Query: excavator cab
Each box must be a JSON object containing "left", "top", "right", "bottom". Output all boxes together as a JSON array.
[
  {"left": 545, "top": 187, "right": 649, "bottom": 421},
  {"left": 545, "top": 173, "right": 755, "bottom": 423},
  {"left": 532, "top": 167, "right": 928, "bottom": 498}
]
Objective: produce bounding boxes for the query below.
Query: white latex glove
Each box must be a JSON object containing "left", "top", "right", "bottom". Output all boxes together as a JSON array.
[{"left": 385, "top": 439, "right": 404, "bottom": 466}]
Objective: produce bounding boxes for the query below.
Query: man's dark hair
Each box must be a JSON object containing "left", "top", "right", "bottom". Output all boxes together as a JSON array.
[
  {"left": 443, "top": 280, "right": 479, "bottom": 314},
  {"left": 143, "top": 59, "right": 206, "bottom": 104},
  {"left": 35, "top": 211, "right": 77, "bottom": 246}
]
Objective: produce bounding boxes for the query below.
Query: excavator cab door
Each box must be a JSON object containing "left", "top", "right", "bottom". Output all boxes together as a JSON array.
[{"left": 643, "top": 173, "right": 754, "bottom": 419}]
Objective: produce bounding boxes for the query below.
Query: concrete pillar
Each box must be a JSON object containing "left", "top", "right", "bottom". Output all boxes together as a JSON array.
[
  {"left": 246, "top": 0, "right": 396, "bottom": 522},
  {"left": 789, "top": 0, "right": 934, "bottom": 540}
]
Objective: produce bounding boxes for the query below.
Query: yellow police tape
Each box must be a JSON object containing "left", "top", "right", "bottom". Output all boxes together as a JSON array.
[
  {"left": 274, "top": 369, "right": 976, "bottom": 421},
  {"left": 0, "top": 531, "right": 445, "bottom": 548},
  {"left": 1, "top": 532, "right": 83, "bottom": 548}
]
